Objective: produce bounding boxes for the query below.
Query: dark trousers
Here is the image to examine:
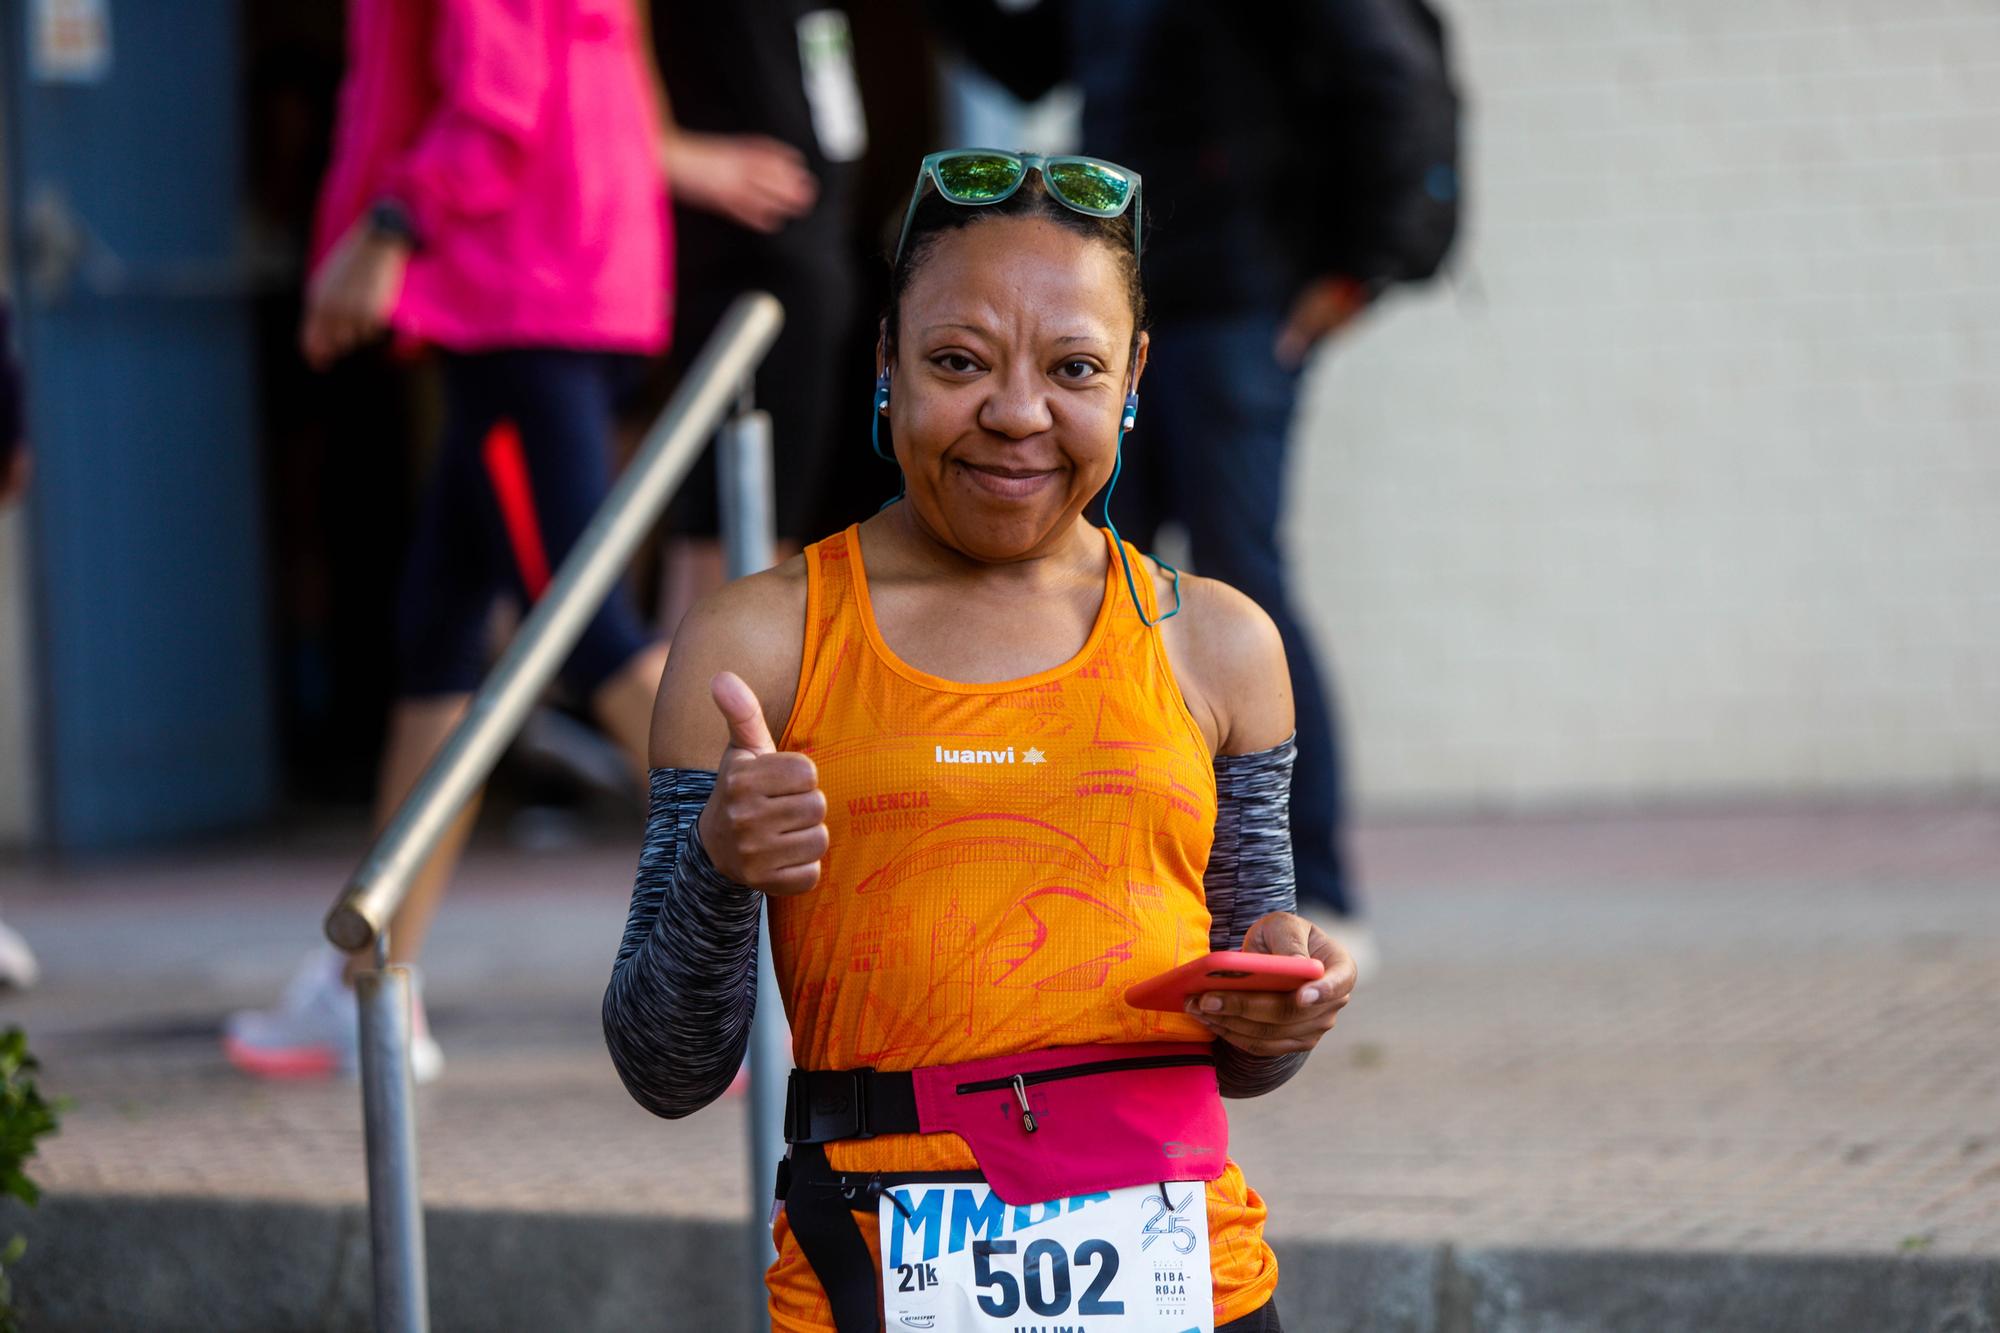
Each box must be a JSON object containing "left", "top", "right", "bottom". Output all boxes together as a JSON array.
[
  {"left": 397, "top": 349, "right": 654, "bottom": 699},
  {"left": 1111, "top": 309, "right": 1355, "bottom": 916}
]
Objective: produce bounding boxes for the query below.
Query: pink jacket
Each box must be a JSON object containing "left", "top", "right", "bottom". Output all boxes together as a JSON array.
[{"left": 311, "top": 0, "right": 670, "bottom": 354}]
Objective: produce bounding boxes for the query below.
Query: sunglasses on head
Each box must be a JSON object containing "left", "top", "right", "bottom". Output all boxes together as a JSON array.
[{"left": 894, "top": 149, "right": 1143, "bottom": 264}]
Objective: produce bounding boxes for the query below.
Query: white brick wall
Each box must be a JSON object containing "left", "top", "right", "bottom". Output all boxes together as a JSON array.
[{"left": 1291, "top": 0, "right": 2000, "bottom": 808}]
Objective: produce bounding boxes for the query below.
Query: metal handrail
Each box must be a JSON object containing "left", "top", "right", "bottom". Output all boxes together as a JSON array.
[
  {"left": 323, "top": 292, "right": 785, "bottom": 1333},
  {"left": 326, "top": 292, "right": 783, "bottom": 952}
]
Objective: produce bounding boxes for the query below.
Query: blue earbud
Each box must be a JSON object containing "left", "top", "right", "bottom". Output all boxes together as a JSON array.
[
  {"left": 1122, "top": 392, "right": 1139, "bottom": 431},
  {"left": 870, "top": 373, "right": 895, "bottom": 462}
]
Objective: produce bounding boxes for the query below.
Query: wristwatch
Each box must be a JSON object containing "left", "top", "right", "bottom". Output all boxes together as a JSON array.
[{"left": 367, "top": 198, "right": 421, "bottom": 250}]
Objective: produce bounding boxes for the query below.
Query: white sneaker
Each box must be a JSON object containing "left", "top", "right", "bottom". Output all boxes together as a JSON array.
[
  {"left": 224, "top": 948, "right": 444, "bottom": 1084},
  {"left": 0, "top": 917, "right": 39, "bottom": 990}
]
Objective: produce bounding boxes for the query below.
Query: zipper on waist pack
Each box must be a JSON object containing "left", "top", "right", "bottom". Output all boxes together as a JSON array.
[{"left": 955, "top": 1051, "right": 1213, "bottom": 1096}]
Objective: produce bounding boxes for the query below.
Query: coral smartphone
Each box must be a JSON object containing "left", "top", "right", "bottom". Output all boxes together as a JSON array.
[{"left": 1123, "top": 951, "right": 1326, "bottom": 1012}]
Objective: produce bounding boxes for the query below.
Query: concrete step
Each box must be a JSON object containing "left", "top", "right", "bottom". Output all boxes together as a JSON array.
[{"left": 11, "top": 1192, "right": 1998, "bottom": 1332}]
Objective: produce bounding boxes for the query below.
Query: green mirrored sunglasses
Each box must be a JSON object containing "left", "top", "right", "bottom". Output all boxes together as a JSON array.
[{"left": 894, "top": 149, "right": 1143, "bottom": 263}]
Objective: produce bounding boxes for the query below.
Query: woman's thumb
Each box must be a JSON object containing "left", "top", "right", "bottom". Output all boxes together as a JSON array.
[
  {"left": 710, "top": 671, "right": 775, "bottom": 755},
  {"left": 1246, "top": 911, "right": 1314, "bottom": 958}
]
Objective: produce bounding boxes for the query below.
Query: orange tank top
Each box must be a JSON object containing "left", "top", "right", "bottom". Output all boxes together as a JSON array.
[{"left": 764, "top": 524, "right": 1279, "bottom": 1330}]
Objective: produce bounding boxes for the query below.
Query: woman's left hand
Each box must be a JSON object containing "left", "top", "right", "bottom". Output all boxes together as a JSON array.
[
  {"left": 1185, "top": 912, "right": 1356, "bottom": 1057},
  {"left": 300, "top": 219, "right": 409, "bottom": 370}
]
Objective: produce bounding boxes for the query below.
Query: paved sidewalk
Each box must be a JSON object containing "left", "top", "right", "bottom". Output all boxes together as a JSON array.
[{"left": 4, "top": 802, "right": 1999, "bottom": 1328}]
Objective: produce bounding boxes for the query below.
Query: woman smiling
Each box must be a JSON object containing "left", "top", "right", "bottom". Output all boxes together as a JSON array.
[{"left": 604, "top": 150, "right": 1357, "bottom": 1333}]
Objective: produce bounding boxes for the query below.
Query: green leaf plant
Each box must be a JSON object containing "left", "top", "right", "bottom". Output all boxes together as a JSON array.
[{"left": 0, "top": 1027, "right": 64, "bottom": 1332}]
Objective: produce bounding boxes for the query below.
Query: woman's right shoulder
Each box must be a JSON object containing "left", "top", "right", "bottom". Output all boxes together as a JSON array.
[
  {"left": 676, "top": 553, "right": 810, "bottom": 658},
  {"left": 650, "top": 552, "right": 812, "bottom": 768}
]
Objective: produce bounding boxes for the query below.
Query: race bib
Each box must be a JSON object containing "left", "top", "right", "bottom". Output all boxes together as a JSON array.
[{"left": 879, "top": 1179, "right": 1213, "bottom": 1333}]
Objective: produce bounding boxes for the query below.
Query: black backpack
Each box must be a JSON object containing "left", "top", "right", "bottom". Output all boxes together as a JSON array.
[
  {"left": 1254, "top": 0, "right": 1464, "bottom": 285},
  {"left": 929, "top": 0, "right": 1464, "bottom": 290}
]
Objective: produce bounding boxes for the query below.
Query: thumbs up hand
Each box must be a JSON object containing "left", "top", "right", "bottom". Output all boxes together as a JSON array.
[{"left": 697, "top": 671, "right": 828, "bottom": 896}]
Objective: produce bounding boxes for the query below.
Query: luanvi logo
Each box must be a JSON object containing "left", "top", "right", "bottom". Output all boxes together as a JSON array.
[{"left": 933, "top": 745, "right": 1045, "bottom": 766}]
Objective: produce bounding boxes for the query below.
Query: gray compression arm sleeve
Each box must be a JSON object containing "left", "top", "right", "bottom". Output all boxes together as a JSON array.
[
  {"left": 602, "top": 768, "right": 762, "bottom": 1119},
  {"left": 1206, "top": 736, "right": 1308, "bottom": 1098}
]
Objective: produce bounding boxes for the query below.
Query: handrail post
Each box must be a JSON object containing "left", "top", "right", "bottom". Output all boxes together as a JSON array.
[
  {"left": 355, "top": 931, "right": 428, "bottom": 1333},
  {"left": 718, "top": 384, "right": 785, "bottom": 1330},
  {"left": 320, "top": 294, "right": 784, "bottom": 1332}
]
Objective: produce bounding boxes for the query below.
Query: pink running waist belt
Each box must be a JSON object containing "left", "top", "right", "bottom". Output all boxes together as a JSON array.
[{"left": 783, "top": 1041, "right": 1227, "bottom": 1205}]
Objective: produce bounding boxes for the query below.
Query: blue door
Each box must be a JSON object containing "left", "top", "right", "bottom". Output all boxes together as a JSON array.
[{"left": 3, "top": 2, "right": 276, "bottom": 848}]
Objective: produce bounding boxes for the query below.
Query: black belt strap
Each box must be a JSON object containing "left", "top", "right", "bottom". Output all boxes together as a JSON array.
[
  {"left": 780, "top": 1141, "right": 883, "bottom": 1333},
  {"left": 785, "top": 1067, "right": 921, "bottom": 1144},
  {"left": 779, "top": 1069, "right": 923, "bottom": 1331}
]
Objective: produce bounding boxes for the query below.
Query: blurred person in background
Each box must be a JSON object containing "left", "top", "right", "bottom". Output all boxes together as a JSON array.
[
  {"left": 802, "top": 0, "right": 949, "bottom": 538},
  {"left": 0, "top": 297, "right": 40, "bottom": 990},
  {"left": 225, "top": 0, "right": 803, "bottom": 1083},
  {"left": 646, "top": 1, "right": 860, "bottom": 631},
  {"left": 1066, "top": 0, "right": 1463, "bottom": 971}
]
